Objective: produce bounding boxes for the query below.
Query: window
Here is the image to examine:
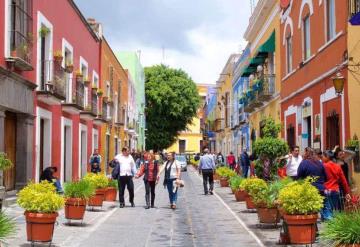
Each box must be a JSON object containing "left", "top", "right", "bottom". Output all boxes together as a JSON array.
[
  {"left": 9, "top": 0, "right": 33, "bottom": 63},
  {"left": 326, "top": 0, "right": 336, "bottom": 41},
  {"left": 303, "top": 15, "right": 311, "bottom": 60},
  {"left": 349, "top": 0, "right": 360, "bottom": 18},
  {"left": 286, "top": 35, "right": 292, "bottom": 74}
]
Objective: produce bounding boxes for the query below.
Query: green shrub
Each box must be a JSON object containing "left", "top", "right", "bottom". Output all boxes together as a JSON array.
[
  {"left": 239, "top": 177, "right": 268, "bottom": 198},
  {"left": 108, "top": 180, "right": 118, "bottom": 189},
  {"left": 252, "top": 178, "right": 293, "bottom": 208},
  {"left": 278, "top": 178, "right": 323, "bottom": 215},
  {"left": 216, "top": 167, "right": 236, "bottom": 179},
  {"left": 0, "top": 212, "right": 16, "bottom": 242},
  {"left": 229, "top": 176, "right": 244, "bottom": 190},
  {"left": 64, "top": 180, "right": 95, "bottom": 199},
  {"left": 17, "top": 181, "right": 64, "bottom": 213},
  {"left": 320, "top": 212, "right": 360, "bottom": 245},
  {"left": 83, "top": 173, "right": 109, "bottom": 189},
  {"left": 0, "top": 152, "right": 13, "bottom": 171}
]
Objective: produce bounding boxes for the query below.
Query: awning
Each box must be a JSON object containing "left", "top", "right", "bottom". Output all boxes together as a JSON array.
[{"left": 257, "top": 31, "right": 275, "bottom": 54}]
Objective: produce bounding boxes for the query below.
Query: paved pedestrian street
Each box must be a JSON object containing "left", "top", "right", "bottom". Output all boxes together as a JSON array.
[{"left": 2, "top": 166, "right": 270, "bottom": 247}]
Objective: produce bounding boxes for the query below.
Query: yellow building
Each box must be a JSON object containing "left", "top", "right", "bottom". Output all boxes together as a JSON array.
[
  {"left": 166, "top": 84, "right": 208, "bottom": 154},
  {"left": 242, "top": 0, "right": 281, "bottom": 149},
  {"left": 347, "top": 9, "right": 360, "bottom": 192},
  {"left": 215, "top": 54, "right": 239, "bottom": 155}
]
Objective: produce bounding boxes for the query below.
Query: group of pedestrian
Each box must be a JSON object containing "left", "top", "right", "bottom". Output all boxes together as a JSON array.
[
  {"left": 110, "top": 147, "right": 182, "bottom": 210},
  {"left": 284, "top": 145, "right": 353, "bottom": 220}
]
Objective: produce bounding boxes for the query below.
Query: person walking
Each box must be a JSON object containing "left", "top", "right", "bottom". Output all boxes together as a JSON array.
[
  {"left": 163, "top": 152, "right": 181, "bottom": 209},
  {"left": 322, "top": 151, "right": 351, "bottom": 215},
  {"left": 89, "top": 149, "right": 102, "bottom": 173},
  {"left": 285, "top": 146, "right": 302, "bottom": 179},
  {"left": 198, "top": 148, "right": 216, "bottom": 195},
  {"left": 112, "top": 147, "right": 137, "bottom": 208},
  {"left": 297, "top": 147, "right": 330, "bottom": 220},
  {"left": 240, "top": 149, "right": 250, "bottom": 178},
  {"left": 135, "top": 153, "right": 160, "bottom": 209},
  {"left": 227, "top": 152, "right": 236, "bottom": 170},
  {"left": 216, "top": 152, "right": 225, "bottom": 166}
]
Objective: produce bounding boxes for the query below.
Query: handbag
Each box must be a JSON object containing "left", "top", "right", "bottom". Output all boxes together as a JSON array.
[{"left": 175, "top": 179, "right": 185, "bottom": 188}]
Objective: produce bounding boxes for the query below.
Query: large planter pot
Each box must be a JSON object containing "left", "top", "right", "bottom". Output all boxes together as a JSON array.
[
  {"left": 234, "top": 190, "right": 247, "bottom": 202},
  {"left": 105, "top": 187, "right": 117, "bottom": 202},
  {"left": 283, "top": 214, "right": 318, "bottom": 244},
  {"left": 257, "top": 207, "right": 280, "bottom": 224},
  {"left": 25, "top": 211, "right": 58, "bottom": 243},
  {"left": 245, "top": 194, "right": 256, "bottom": 210},
  {"left": 65, "top": 198, "right": 86, "bottom": 220},
  {"left": 219, "top": 177, "right": 229, "bottom": 187},
  {"left": 88, "top": 188, "right": 106, "bottom": 207}
]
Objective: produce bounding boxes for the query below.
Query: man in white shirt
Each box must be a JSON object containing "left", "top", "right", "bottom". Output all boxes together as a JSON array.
[
  {"left": 112, "top": 147, "right": 137, "bottom": 208},
  {"left": 286, "top": 146, "right": 302, "bottom": 179}
]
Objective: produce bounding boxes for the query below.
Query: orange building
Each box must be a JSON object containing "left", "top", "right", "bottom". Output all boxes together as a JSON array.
[{"left": 280, "top": 0, "right": 349, "bottom": 152}]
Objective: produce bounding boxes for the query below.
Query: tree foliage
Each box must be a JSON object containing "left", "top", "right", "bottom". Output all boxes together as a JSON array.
[{"left": 145, "top": 64, "right": 200, "bottom": 151}]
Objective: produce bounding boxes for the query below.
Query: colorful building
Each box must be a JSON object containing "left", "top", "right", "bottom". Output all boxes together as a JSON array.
[
  {"left": 215, "top": 54, "right": 239, "bottom": 155},
  {"left": 280, "top": 0, "right": 349, "bottom": 151},
  {"left": 166, "top": 84, "right": 208, "bottom": 154},
  {"left": 242, "top": 0, "right": 282, "bottom": 151},
  {"left": 203, "top": 86, "right": 217, "bottom": 153},
  {"left": 116, "top": 52, "right": 145, "bottom": 151}
]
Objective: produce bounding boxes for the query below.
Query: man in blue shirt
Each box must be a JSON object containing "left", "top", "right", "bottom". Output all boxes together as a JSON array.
[{"left": 199, "top": 148, "right": 216, "bottom": 195}]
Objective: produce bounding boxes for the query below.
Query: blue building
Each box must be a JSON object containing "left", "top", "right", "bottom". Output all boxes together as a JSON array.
[{"left": 204, "top": 87, "right": 217, "bottom": 152}]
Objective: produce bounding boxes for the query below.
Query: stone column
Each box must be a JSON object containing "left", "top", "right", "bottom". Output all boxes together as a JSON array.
[
  {"left": 0, "top": 109, "right": 5, "bottom": 187},
  {"left": 15, "top": 114, "right": 34, "bottom": 189}
]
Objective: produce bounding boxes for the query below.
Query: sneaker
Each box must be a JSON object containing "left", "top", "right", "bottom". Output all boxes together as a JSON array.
[
  {"left": 131, "top": 202, "right": 135, "bottom": 207},
  {"left": 120, "top": 203, "right": 125, "bottom": 208},
  {"left": 209, "top": 191, "right": 214, "bottom": 195},
  {"left": 204, "top": 192, "right": 208, "bottom": 195},
  {"left": 145, "top": 205, "right": 150, "bottom": 209}
]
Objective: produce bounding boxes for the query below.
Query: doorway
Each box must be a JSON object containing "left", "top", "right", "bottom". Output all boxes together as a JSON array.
[
  {"left": 287, "top": 124, "right": 295, "bottom": 149},
  {"left": 63, "top": 125, "right": 72, "bottom": 182},
  {"left": 326, "top": 111, "right": 340, "bottom": 149},
  {"left": 80, "top": 129, "right": 87, "bottom": 177},
  {"left": 179, "top": 140, "right": 186, "bottom": 154},
  {"left": 306, "top": 116, "right": 312, "bottom": 148},
  {"left": 4, "top": 112, "right": 16, "bottom": 191}
]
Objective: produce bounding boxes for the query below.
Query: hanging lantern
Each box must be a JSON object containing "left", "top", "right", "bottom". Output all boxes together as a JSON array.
[{"left": 332, "top": 72, "right": 345, "bottom": 96}]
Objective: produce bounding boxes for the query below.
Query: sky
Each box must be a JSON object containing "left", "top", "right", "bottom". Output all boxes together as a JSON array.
[{"left": 75, "top": 0, "right": 253, "bottom": 84}]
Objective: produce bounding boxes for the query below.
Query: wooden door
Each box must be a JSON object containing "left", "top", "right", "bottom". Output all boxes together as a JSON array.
[
  {"left": 287, "top": 125, "right": 295, "bottom": 149},
  {"left": 326, "top": 111, "right": 340, "bottom": 149},
  {"left": 4, "top": 112, "right": 16, "bottom": 191}
]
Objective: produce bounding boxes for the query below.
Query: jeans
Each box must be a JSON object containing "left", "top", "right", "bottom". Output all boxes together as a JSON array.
[
  {"left": 144, "top": 180, "right": 156, "bottom": 206},
  {"left": 202, "top": 169, "right": 214, "bottom": 194},
  {"left": 118, "top": 176, "right": 134, "bottom": 205},
  {"left": 327, "top": 191, "right": 341, "bottom": 212},
  {"left": 320, "top": 194, "right": 333, "bottom": 221},
  {"left": 166, "top": 179, "right": 178, "bottom": 205},
  {"left": 241, "top": 166, "right": 249, "bottom": 178}
]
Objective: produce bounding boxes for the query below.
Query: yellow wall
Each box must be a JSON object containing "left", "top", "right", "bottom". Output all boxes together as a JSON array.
[
  {"left": 347, "top": 24, "right": 360, "bottom": 193},
  {"left": 248, "top": 3, "right": 281, "bottom": 145}
]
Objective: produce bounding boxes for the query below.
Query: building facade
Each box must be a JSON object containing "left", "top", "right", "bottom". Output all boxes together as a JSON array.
[{"left": 280, "top": 0, "right": 349, "bottom": 152}]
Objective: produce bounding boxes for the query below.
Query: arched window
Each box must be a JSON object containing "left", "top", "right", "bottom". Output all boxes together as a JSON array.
[
  {"left": 299, "top": 0, "right": 313, "bottom": 61},
  {"left": 326, "top": 0, "right": 336, "bottom": 41},
  {"left": 283, "top": 17, "right": 294, "bottom": 74}
]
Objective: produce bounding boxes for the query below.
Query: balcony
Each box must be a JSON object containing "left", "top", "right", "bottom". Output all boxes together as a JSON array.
[
  {"left": 244, "top": 90, "right": 262, "bottom": 113},
  {"left": 215, "top": 118, "right": 225, "bottom": 132},
  {"left": 258, "top": 74, "right": 275, "bottom": 102},
  {"left": 36, "top": 60, "right": 66, "bottom": 105},
  {"left": 62, "top": 79, "right": 84, "bottom": 114},
  {"left": 80, "top": 93, "right": 98, "bottom": 121}
]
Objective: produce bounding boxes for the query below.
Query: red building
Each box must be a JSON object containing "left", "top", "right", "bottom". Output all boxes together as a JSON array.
[
  {"left": 30, "top": 0, "right": 102, "bottom": 183},
  {"left": 280, "top": 0, "right": 349, "bottom": 151}
]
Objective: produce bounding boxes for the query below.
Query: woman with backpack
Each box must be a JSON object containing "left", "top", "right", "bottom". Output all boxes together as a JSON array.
[{"left": 135, "top": 152, "right": 160, "bottom": 209}]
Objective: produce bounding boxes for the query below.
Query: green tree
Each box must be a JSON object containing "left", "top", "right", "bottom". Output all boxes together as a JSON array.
[{"left": 145, "top": 64, "right": 200, "bottom": 151}]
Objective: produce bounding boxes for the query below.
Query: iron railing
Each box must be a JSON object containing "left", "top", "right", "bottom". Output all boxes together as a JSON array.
[{"left": 39, "top": 60, "right": 66, "bottom": 99}]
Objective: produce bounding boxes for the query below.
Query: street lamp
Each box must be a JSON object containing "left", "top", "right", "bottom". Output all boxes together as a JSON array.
[{"left": 332, "top": 72, "right": 345, "bottom": 96}]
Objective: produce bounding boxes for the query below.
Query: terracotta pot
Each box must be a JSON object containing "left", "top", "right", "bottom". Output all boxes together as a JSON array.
[
  {"left": 283, "top": 214, "right": 318, "bottom": 244},
  {"left": 245, "top": 195, "right": 256, "bottom": 209},
  {"left": 234, "top": 190, "right": 247, "bottom": 202},
  {"left": 88, "top": 188, "right": 106, "bottom": 207},
  {"left": 54, "top": 55, "right": 63, "bottom": 64},
  {"left": 257, "top": 207, "right": 280, "bottom": 224},
  {"left": 65, "top": 65, "right": 74, "bottom": 73},
  {"left": 219, "top": 178, "right": 229, "bottom": 187},
  {"left": 24, "top": 211, "right": 58, "bottom": 243},
  {"left": 105, "top": 187, "right": 117, "bottom": 201},
  {"left": 65, "top": 198, "right": 86, "bottom": 220}
]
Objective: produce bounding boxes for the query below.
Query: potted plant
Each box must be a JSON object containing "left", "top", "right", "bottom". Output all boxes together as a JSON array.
[
  {"left": 39, "top": 26, "right": 50, "bottom": 37},
  {"left": 320, "top": 211, "right": 360, "bottom": 247},
  {"left": 53, "top": 50, "right": 63, "bottom": 64},
  {"left": 278, "top": 178, "right": 324, "bottom": 244},
  {"left": 83, "top": 77, "right": 91, "bottom": 86},
  {"left": 17, "top": 181, "right": 64, "bottom": 243},
  {"left": 97, "top": 89, "right": 104, "bottom": 96},
  {"left": 0, "top": 212, "right": 16, "bottom": 245},
  {"left": 65, "top": 59, "right": 74, "bottom": 73},
  {"left": 63, "top": 180, "right": 95, "bottom": 221},
  {"left": 105, "top": 180, "right": 118, "bottom": 202},
  {"left": 91, "top": 84, "right": 98, "bottom": 91},
  {"left": 229, "top": 176, "right": 246, "bottom": 201},
  {"left": 83, "top": 173, "right": 108, "bottom": 207},
  {"left": 252, "top": 178, "right": 292, "bottom": 224},
  {"left": 216, "top": 167, "right": 236, "bottom": 187},
  {"left": 240, "top": 177, "right": 267, "bottom": 210},
  {"left": 0, "top": 153, "right": 13, "bottom": 209},
  {"left": 253, "top": 118, "right": 289, "bottom": 181},
  {"left": 346, "top": 134, "right": 359, "bottom": 151},
  {"left": 75, "top": 70, "right": 83, "bottom": 81}
]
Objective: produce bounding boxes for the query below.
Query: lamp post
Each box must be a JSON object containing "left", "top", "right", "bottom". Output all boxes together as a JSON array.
[{"left": 332, "top": 72, "right": 345, "bottom": 96}]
